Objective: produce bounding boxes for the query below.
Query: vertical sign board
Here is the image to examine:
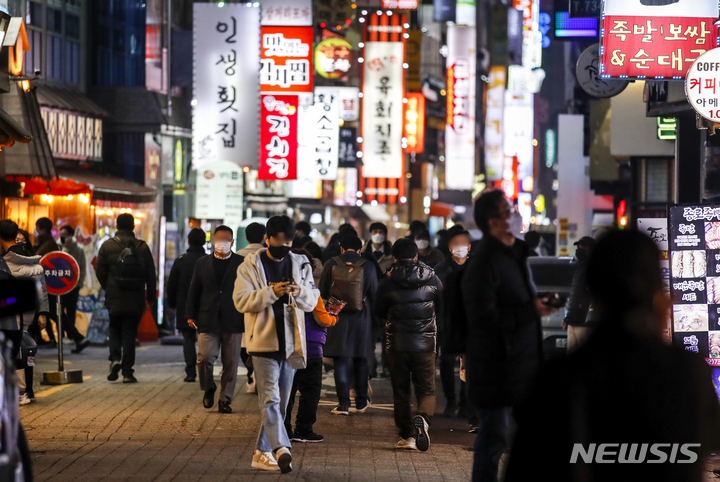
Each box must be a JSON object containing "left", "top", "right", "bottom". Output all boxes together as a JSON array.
[
  {"left": 260, "top": 0, "right": 313, "bottom": 26},
  {"left": 195, "top": 160, "right": 244, "bottom": 229},
  {"left": 339, "top": 127, "right": 357, "bottom": 169},
  {"left": 404, "top": 92, "right": 425, "bottom": 154},
  {"left": 361, "top": 42, "right": 404, "bottom": 179},
  {"left": 638, "top": 217, "right": 671, "bottom": 341},
  {"left": 193, "top": 4, "right": 260, "bottom": 171},
  {"left": 260, "top": 26, "right": 314, "bottom": 104},
  {"left": 503, "top": 90, "right": 534, "bottom": 182},
  {"left": 297, "top": 87, "right": 340, "bottom": 181},
  {"left": 600, "top": 0, "right": 718, "bottom": 79},
  {"left": 259, "top": 94, "right": 299, "bottom": 180},
  {"left": 484, "top": 67, "right": 506, "bottom": 181},
  {"left": 445, "top": 25, "right": 476, "bottom": 191}
]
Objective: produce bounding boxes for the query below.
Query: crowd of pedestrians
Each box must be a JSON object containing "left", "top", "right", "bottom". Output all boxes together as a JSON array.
[{"left": 3, "top": 187, "right": 720, "bottom": 481}]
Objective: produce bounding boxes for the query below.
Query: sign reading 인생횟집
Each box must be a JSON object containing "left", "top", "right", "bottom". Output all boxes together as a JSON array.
[
  {"left": 686, "top": 49, "right": 720, "bottom": 122},
  {"left": 668, "top": 205, "right": 720, "bottom": 366},
  {"left": 192, "top": 4, "right": 260, "bottom": 171},
  {"left": 600, "top": 0, "right": 719, "bottom": 79}
]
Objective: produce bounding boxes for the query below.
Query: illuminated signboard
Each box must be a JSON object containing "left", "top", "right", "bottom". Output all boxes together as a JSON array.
[
  {"left": 297, "top": 87, "right": 340, "bottom": 180},
  {"left": 192, "top": 3, "right": 260, "bottom": 170},
  {"left": 404, "top": 93, "right": 425, "bottom": 154},
  {"left": 260, "top": 26, "right": 314, "bottom": 99},
  {"left": 484, "top": 67, "right": 506, "bottom": 181},
  {"left": 315, "top": 37, "right": 352, "bottom": 79},
  {"left": 503, "top": 90, "right": 534, "bottom": 182},
  {"left": 554, "top": 11, "right": 598, "bottom": 38},
  {"left": 261, "top": 0, "right": 312, "bottom": 26},
  {"left": 600, "top": 0, "right": 718, "bottom": 79},
  {"left": 259, "top": 94, "right": 299, "bottom": 181}
]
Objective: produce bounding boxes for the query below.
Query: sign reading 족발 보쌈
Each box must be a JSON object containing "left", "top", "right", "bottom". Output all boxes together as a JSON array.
[
  {"left": 260, "top": 26, "right": 314, "bottom": 100},
  {"left": 445, "top": 25, "right": 476, "bottom": 190},
  {"left": 600, "top": 0, "right": 719, "bottom": 79},
  {"left": 297, "top": 87, "right": 340, "bottom": 181},
  {"left": 685, "top": 49, "right": 720, "bottom": 123},
  {"left": 259, "top": 94, "right": 299, "bottom": 181},
  {"left": 361, "top": 42, "right": 404, "bottom": 179},
  {"left": 667, "top": 205, "right": 720, "bottom": 366},
  {"left": 192, "top": 4, "right": 260, "bottom": 171}
]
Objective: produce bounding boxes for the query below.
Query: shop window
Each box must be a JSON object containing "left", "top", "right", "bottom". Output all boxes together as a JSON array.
[
  {"left": 64, "top": 40, "right": 80, "bottom": 84},
  {"left": 46, "top": 7, "right": 62, "bottom": 33},
  {"left": 25, "top": 1, "right": 42, "bottom": 26},
  {"left": 46, "top": 34, "right": 62, "bottom": 80},
  {"left": 66, "top": 14, "right": 80, "bottom": 40}
]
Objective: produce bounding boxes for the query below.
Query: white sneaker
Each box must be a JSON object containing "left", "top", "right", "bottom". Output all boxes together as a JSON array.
[
  {"left": 251, "top": 450, "right": 279, "bottom": 471},
  {"left": 275, "top": 447, "right": 293, "bottom": 473},
  {"left": 396, "top": 437, "right": 417, "bottom": 450},
  {"left": 19, "top": 393, "right": 32, "bottom": 406},
  {"left": 350, "top": 400, "right": 371, "bottom": 413},
  {"left": 414, "top": 415, "right": 430, "bottom": 452},
  {"left": 246, "top": 380, "right": 257, "bottom": 394}
]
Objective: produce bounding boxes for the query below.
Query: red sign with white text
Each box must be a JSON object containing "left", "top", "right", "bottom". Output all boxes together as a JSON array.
[
  {"left": 260, "top": 26, "right": 314, "bottom": 94},
  {"left": 600, "top": 0, "right": 718, "bottom": 79},
  {"left": 259, "top": 94, "right": 298, "bottom": 180},
  {"left": 382, "top": 0, "right": 418, "bottom": 10}
]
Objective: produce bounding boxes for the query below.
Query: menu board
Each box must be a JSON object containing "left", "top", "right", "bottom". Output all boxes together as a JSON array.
[{"left": 669, "top": 205, "right": 720, "bottom": 364}]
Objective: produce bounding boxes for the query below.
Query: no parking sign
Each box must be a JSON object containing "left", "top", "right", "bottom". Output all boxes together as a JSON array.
[{"left": 40, "top": 252, "right": 80, "bottom": 296}]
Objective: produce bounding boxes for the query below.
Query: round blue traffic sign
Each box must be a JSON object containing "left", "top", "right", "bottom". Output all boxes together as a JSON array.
[{"left": 40, "top": 252, "right": 80, "bottom": 296}]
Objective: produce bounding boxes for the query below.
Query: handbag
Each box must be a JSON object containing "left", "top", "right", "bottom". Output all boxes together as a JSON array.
[{"left": 285, "top": 293, "right": 307, "bottom": 370}]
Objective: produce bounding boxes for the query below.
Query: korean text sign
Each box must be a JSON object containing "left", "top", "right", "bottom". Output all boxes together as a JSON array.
[
  {"left": 260, "top": 26, "right": 314, "bottom": 95},
  {"left": 361, "top": 42, "right": 404, "bottom": 179},
  {"left": 667, "top": 205, "right": 720, "bottom": 365},
  {"left": 484, "top": 66, "right": 506, "bottom": 181},
  {"left": 261, "top": 0, "right": 312, "bottom": 26},
  {"left": 404, "top": 93, "right": 425, "bottom": 154},
  {"left": 297, "top": 87, "right": 340, "bottom": 181},
  {"left": 192, "top": 4, "right": 260, "bottom": 170},
  {"left": 259, "top": 95, "right": 299, "bottom": 181},
  {"left": 686, "top": 49, "right": 720, "bottom": 122},
  {"left": 445, "top": 26, "right": 476, "bottom": 190},
  {"left": 600, "top": 0, "right": 719, "bottom": 79}
]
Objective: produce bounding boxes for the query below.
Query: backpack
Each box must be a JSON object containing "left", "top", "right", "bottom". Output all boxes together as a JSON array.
[
  {"left": 443, "top": 266, "right": 468, "bottom": 354},
  {"left": 330, "top": 256, "right": 367, "bottom": 312},
  {"left": 111, "top": 237, "right": 147, "bottom": 291}
]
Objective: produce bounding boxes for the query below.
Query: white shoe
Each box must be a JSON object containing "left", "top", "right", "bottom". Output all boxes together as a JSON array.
[
  {"left": 251, "top": 450, "right": 279, "bottom": 471},
  {"left": 414, "top": 415, "right": 430, "bottom": 452},
  {"left": 275, "top": 447, "right": 293, "bottom": 473},
  {"left": 396, "top": 437, "right": 417, "bottom": 450},
  {"left": 350, "top": 400, "right": 371, "bottom": 413},
  {"left": 246, "top": 380, "right": 257, "bottom": 394},
  {"left": 19, "top": 393, "right": 32, "bottom": 406}
]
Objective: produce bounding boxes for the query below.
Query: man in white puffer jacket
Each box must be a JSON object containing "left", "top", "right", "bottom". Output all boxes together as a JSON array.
[{"left": 233, "top": 216, "right": 319, "bottom": 474}]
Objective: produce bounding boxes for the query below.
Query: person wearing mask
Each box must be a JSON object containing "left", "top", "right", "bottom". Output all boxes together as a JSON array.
[
  {"left": 505, "top": 231, "right": 720, "bottom": 482},
  {"left": 406, "top": 220, "right": 427, "bottom": 240},
  {"left": 415, "top": 230, "right": 445, "bottom": 268},
  {"left": 58, "top": 225, "right": 90, "bottom": 354},
  {"left": 462, "top": 190, "right": 552, "bottom": 482},
  {"left": 187, "top": 226, "right": 245, "bottom": 413},
  {"left": 33, "top": 217, "right": 59, "bottom": 256},
  {"left": 284, "top": 248, "right": 339, "bottom": 443},
  {"left": 434, "top": 226, "right": 472, "bottom": 419},
  {"left": 0, "top": 219, "right": 50, "bottom": 405},
  {"left": 563, "top": 236, "right": 597, "bottom": 352},
  {"left": 292, "top": 221, "right": 312, "bottom": 249},
  {"left": 362, "top": 222, "right": 394, "bottom": 273},
  {"left": 17, "top": 229, "right": 54, "bottom": 347},
  {"left": 166, "top": 228, "right": 207, "bottom": 382},
  {"left": 95, "top": 213, "right": 157, "bottom": 383},
  {"left": 321, "top": 234, "right": 378, "bottom": 416},
  {"left": 233, "top": 215, "right": 319, "bottom": 473},
  {"left": 374, "top": 238, "right": 442, "bottom": 451},
  {"left": 238, "top": 222, "right": 266, "bottom": 257}
]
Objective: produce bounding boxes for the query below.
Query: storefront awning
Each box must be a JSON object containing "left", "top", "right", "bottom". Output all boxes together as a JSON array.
[
  {"left": 36, "top": 84, "right": 109, "bottom": 118},
  {"left": 17, "top": 168, "right": 157, "bottom": 204}
]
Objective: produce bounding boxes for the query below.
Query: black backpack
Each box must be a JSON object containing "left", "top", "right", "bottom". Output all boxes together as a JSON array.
[
  {"left": 112, "top": 237, "right": 147, "bottom": 291},
  {"left": 330, "top": 256, "right": 367, "bottom": 312},
  {"left": 443, "top": 266, "right": 468, "bottom": 355}
]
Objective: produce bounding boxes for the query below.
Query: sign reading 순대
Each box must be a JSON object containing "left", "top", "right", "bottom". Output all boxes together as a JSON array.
[
  {"left": 192, "top": 4, "right": 260, "bottom": 171},
  {"left": 600, "top": 0, "right": 719, "bottom": 79},
  {"left": 361, "top": 42, "right": 404, "bottom": 179}
]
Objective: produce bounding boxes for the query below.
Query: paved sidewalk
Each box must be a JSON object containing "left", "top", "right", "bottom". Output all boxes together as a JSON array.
[{"left": 22, "top": 342, "right": 475, "bottom": 481}]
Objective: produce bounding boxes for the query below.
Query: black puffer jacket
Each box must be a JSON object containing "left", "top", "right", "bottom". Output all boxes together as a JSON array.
[{"left": 374, "top": 260, "right": 442, "bottom": 353}]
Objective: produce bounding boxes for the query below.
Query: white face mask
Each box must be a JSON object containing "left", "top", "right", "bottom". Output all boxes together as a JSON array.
[
  {"left": 451, "top": 246, "right": 469, "bottom": 259},
  {"left": 415, "top": 240, "right": 429, "bottom": 250},
  {"left": 215, "top": 241, "right": 232, "bottom": 255},
  {"left": 371, "top": 233, "right": 385, "bottom": 244},
  {"left": 509, "top": 212, "right": 524, "bottom": 235}
]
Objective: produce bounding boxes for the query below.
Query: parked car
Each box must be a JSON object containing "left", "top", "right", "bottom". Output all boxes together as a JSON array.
[{"left": 528, "top": 256, "right": 578, "bottom": 360}]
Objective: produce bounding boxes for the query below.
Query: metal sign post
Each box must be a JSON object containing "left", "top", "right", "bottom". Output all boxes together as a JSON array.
[{"left": 40, "top": 252, "right": 83, "bottom": 385}]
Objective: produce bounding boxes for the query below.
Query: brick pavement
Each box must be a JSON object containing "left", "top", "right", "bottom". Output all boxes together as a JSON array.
[{"left": 22, "top": 342, "right": 476, "bottom": 481}]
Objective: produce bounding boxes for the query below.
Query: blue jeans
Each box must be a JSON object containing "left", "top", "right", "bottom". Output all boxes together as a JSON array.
[
  {"left": 472, "top": 407, "right": 511, "bottom": 482},
  {"left": 333, "top": 357, "right": 369, "bottom": 409},
  {"left": 253, "top": 356, "right": 296, "bottom": 452}
]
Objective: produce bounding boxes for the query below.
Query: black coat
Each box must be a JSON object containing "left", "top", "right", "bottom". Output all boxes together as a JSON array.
[
  {"left": 96, "top": 230, "right": 157, "bottom": 316},
  {"left": 375, "top": 260, "right": 441, "bottom": 353},
  {"left": 564, "top": 261, "right": 592, "bottom": 327},
  {"left": 321, "top": 251, "right": 378, "bottom": 358},
  {"left": 434, "top": 257, "right": 467, "bottom": 333},
  {"left": 166, "top": 246, "right": 206, "bottom": 331},
  {"left": 186, "top": 253, "right": 245, "bottom": 334},
  {"left": 461, "top": 235, "right": 542, "bottom": 409}
]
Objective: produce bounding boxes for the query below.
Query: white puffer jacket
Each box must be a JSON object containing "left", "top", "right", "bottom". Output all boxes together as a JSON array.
[{"left": 3, "top": 248, "right": 50, "bottom": 318}]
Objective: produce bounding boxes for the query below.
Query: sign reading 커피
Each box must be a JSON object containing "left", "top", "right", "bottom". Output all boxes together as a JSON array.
[
  {"left": 259, "top": 94, "right": 299, "bottom": 181},
  {"left": 361, "top": 42, "right": 404, "bottom": 179},
  {"left": 686, "top": 49, "right": 720, "bottom": 123},
  {"left": 600, "top": 0, "right": 719, "bottom": 79},
  {"left": 445, "top": 25, "right": 476, "bottom": 190},
  {"left": 41, "top": 252, "right": 79, "bottom": 296},
  {"left": 192, "top": 4, "right": 260, "bottom": 171}
]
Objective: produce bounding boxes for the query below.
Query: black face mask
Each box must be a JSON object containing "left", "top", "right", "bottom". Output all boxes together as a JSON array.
[
  {"left": 576, "top": 248, "right": 589, "bottom": 262},
  {"left": 268, "top": 245, "right": 291, "bottom": 260}
]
